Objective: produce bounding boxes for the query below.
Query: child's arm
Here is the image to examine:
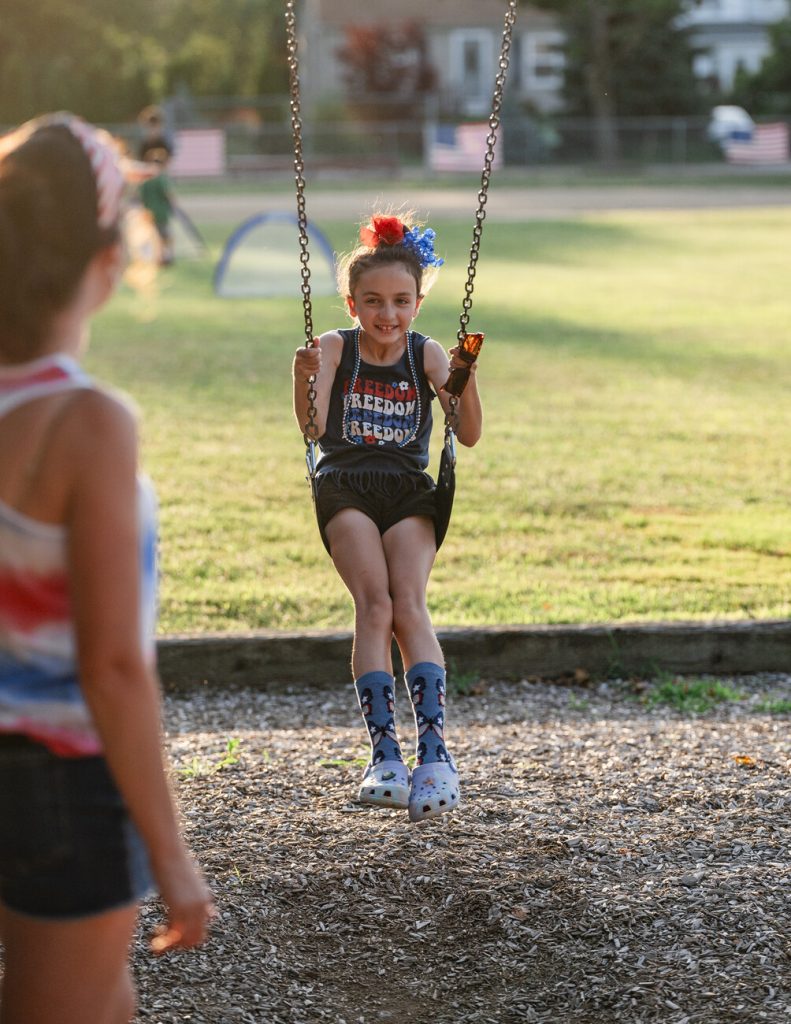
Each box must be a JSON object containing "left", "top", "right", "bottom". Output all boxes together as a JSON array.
[
  {"left": 423, "top": 338, "right": 483, "bottom": 447},
  {"left": 292, "top": 331, "right": 343, "bottom": 439},
  {"left": 65, "top": 390, "right": 213, "bottom": 953}
]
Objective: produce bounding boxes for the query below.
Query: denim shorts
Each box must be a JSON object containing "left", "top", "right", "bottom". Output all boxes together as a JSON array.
[
  {"left": 315, "top": 470, "right": 437, "bottom": 553},
  {"left": 0, "top": 734, "right": 154, "bottom": 920}
]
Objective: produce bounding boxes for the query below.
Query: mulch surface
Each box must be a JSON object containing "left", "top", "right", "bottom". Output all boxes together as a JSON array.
[{"left": 134, "top": 674, "right": 791, "bottom": 1024}]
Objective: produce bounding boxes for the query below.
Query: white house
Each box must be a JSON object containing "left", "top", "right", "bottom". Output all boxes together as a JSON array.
[
  {"left": 679, "top": 0, "right": 790, "bottom": 90},
  {"left": 296, "top": 0, "right": 790, "bottom": 122},
  {"left": 299, "top": 0, "right": 566, "bottom": 116}
]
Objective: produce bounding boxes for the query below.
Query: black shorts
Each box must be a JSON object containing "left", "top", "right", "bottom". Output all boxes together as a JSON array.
[
  {"left": 0, "top": 734, "right": 154, "bottom": 920},
  {"left": 314, "top": 470, "right": 437, "bottom": 553}
]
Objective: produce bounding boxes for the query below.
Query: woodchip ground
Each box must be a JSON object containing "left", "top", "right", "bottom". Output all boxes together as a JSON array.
[
  {"left": 136, "top": 180, "right": 790, "bottom": 1021},
  {"left": 133, "top": 673, "right": 790, "bottom": 1024}
]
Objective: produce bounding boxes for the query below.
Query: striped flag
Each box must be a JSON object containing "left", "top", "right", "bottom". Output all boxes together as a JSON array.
[
  {"left": 429, "top": 123, "right": 502, "bottom": 173},
  {"left": 724, "top": 123, "right": 789, "bottom": 165},
  {"left": 169, "top": 129, "right": 226, "bottom": 177}
]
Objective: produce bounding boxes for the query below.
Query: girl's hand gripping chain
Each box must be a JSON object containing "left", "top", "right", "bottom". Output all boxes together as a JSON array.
[
  {"left": 294, "top": 339, "right": 321, "bottom": 381},
  {"left": 443, "top": 332, "right": 484, "bottom": 398}
]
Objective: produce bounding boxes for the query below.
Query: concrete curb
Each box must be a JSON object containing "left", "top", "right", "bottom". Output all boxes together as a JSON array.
[{"left": 157, "top": 620, "right": 791, "bottom": 691}]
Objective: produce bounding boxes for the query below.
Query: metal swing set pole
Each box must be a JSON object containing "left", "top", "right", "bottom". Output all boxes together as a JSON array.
[{"left": 284, "top": 0, "right": 518, "bottom": 477}]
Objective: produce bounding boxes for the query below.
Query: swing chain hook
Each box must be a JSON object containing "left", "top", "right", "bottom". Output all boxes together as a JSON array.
[
  {"left": 285, "top": 0, "right": 319, "bottom": 447},
  {"left": 444, "top": 394, "right": 459, "bottom": 440},
  {"left": 457, "top": 0, "right": 517, "bottom": 346}
]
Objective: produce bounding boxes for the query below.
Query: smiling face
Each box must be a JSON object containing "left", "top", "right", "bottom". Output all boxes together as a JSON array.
[{"left": 346, "top": 263, "right": 423, "bottom": 348}]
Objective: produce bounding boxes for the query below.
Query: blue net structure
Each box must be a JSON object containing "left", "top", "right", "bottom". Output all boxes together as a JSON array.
[{"left": 214, "top": 211, "right": 336, "bottom": 299}]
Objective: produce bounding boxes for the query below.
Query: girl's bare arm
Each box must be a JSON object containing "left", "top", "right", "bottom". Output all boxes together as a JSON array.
[
  {"left": 66, "top": 390, "right": 212, "bottom": 952},
  {"left": 423, "top": 338, "right": 483, "bottom": 447},
  {"left": 292, "top": 331, "right": 344, "bottom": 438}
]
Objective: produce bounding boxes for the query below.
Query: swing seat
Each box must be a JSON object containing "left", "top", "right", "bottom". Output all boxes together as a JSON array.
[{"left": 433, "top": 430, "right": 456, "bottom": 549}]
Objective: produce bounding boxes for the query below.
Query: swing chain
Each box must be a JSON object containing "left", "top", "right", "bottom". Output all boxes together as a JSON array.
[
  {"left": 285, "top": 0, "right": 319, "bottom": 445},
  {"left": 457, "top": 0, "right": 517, "bottom": 347},
  {"left": 446, "top": 0, "right": 517, "bottom": 437},
  {"left": 287, "top": 0, "right": 516, "bottom": 448}
]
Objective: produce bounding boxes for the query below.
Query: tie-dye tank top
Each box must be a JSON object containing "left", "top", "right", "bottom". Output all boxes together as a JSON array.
[{"left": 0, "top": 355, "right": 157, "bottom": 757}]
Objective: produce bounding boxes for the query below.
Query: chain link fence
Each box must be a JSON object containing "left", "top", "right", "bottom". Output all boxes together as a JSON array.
[{"left": 105, "top": 96, "right": 791, "bottom": 176}]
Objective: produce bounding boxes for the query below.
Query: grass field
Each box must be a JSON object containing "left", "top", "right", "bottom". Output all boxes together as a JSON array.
[{"left": 88, "top": 197, "right": 791, "bottom": 634}]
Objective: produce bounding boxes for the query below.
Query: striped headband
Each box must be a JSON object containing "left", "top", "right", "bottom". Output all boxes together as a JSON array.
[{"left": 54, "top": 115, "right": 126, "bottom": 230}]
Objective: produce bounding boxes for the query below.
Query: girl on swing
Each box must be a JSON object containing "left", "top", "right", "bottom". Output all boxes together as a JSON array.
[{"left": 292, "top": 212, "right": 482, "bottom": 822}]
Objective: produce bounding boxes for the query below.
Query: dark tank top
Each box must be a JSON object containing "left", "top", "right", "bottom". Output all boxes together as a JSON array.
[{"left": 316, "top": 328, "right": 435, "bottom": 478}]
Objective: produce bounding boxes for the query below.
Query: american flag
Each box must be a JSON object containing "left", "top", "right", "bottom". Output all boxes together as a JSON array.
[
  {"left": 724, "top": 123, "right": 789, "bottom": 166},
  {"left": 429, "top": 123, "right": 503, "bottom": 173}
]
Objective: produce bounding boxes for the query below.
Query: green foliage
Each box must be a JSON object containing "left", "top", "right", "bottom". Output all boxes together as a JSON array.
[
  {"left": 0, "top": 0, "right": 285, "bottom": 123},
  {"left": 753, "top": 698, "right": 791, "bottom": 715},
  {"left": 160, "top": 0, "right": 287, "bottom": 97},
  {"left": 177, "top": 738, "right": 243, "bottom": 777},
  {"left": 0, "top": 0, "right": 164, "bottom": 122},
  {"left": 446, "top": 661, "right": 483, "bottom": 697},
  {"left": 531, "top": 0, "right": 704, "bottom": 116},
  {"left": 319, "top": 757, "right": 368, "bottom": 769},
  {"left": 729, "top": 17, "right": 791, "bottom": 115},
  {"left": 645, "top": 675, "right": 744, "bottom": 713}
]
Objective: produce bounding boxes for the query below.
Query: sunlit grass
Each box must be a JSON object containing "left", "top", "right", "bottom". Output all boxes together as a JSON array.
[{"left": 88, "top": 206, "right": 791, "bottom": 634}]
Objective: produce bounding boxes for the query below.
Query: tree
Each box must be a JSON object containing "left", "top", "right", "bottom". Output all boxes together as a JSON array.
[
  {"left": 729, "top": 16, "right": 791, "bottom": 115},
  {"left": 0, "top": 0, "right": 164, "bottom": 123},
  {"left": 0, "top": 0, "right": 288, "bottom": 124},
  {"left": 336, "top": 21, "right": 436, "bottom": 120},
  {"left": 160, "top": 0, "right": 287, "bottom": 98},
  {"left": 529, "top": 0, "right": 703, "bottom": 163}
]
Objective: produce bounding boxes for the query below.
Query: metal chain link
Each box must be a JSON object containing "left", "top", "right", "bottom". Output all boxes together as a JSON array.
[
  {"left": 458, "top": 0, "right": 517, "bottom": 345},
  {"left": 447, "top": 0, "right": 517, "bottom": 435},
  {"left": 285, "top": 0, "right": 319, "bottom": 447},
  {"left": 287, "top": 0, "right": 517, "bottom": 448}
]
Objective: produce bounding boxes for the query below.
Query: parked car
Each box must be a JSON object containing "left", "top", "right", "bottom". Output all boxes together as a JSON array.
[{"left": 707, "top": 105, "right": 754, "bottom": 144}]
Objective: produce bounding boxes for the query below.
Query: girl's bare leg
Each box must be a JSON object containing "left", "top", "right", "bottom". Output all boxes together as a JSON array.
[
  {"left": 0, "top": 902, "right": 139, "bottom": 1024},
  {"left": 383, "top": 515, "right": 442, "bottom": 670},
  {"left": 383, "top": 515, "right": 459, "bottom": 820},
  {"left": 325, "top": 508, "right": 394, "bottom": 677}
]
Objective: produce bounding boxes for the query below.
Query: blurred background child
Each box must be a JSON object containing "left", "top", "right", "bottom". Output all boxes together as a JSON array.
[{"left": 139, "top": 146, "right": 176, "bottom": 266}]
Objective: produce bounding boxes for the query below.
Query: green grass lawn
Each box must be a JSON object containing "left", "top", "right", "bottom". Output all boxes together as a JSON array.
[{"left": 88, "top": 202, "right": 791, "bottom": 634}]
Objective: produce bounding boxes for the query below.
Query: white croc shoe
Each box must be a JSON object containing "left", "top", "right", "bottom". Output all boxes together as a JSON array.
[
  {"left": 408, "top": 762, "right": 460, "bottom": 822},
  {"left": 357, "top": 759, "right": 409, "bottom": 809}
]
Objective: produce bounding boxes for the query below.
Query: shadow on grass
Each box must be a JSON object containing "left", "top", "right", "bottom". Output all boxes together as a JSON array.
[
  {"left": 472, "top": 218, "right": 660, "bottom": 266},
  {"left": 470, "top": 304, "right": 786, "bottom": 384}
]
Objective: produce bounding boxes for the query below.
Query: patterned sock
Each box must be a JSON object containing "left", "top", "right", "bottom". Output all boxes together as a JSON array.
[
  {"left": 354, "top": 671, "right": 404, "bottom": 768},
  {"left": 405, "top": 662, "right": 454, "bottom": 767}
]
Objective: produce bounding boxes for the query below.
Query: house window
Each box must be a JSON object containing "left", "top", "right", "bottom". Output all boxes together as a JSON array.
[
  {"left": 522, "top": 30, "right": 565, "bottom": 93},
  {"left": 448, "top": 30, "right": 494, "bottom": 116}
]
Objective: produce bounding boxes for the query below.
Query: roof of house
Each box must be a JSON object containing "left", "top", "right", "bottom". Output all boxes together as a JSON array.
[{"left": 313, "top": 0, "right": 556, "bottom": 30}]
